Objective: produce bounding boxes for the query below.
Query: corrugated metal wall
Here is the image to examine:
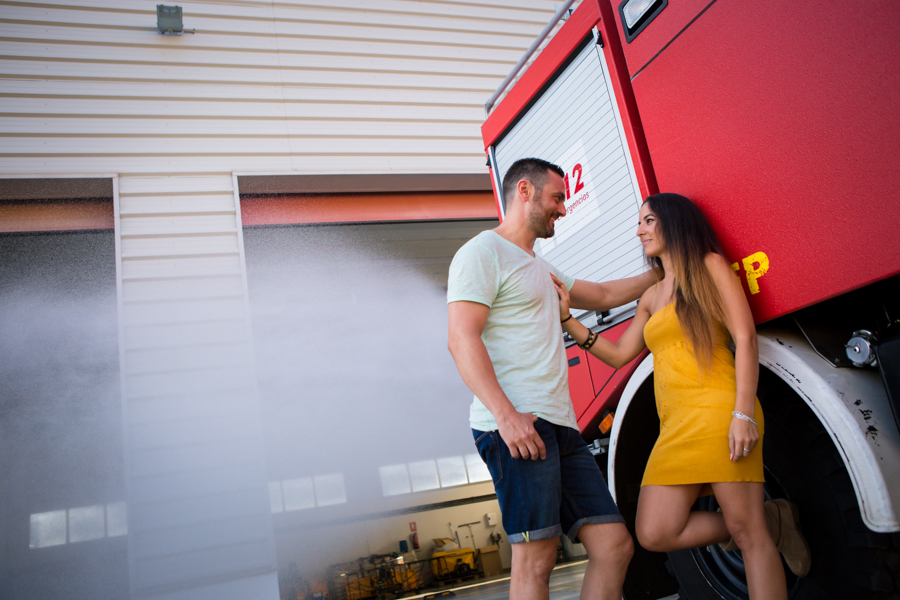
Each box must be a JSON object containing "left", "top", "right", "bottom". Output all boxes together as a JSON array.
[
  {"left": 1, "top": 0, "right": 563, "bottom": 176},
  {"left": 0, "top": 2, "right": 568, "bottom": 597}
]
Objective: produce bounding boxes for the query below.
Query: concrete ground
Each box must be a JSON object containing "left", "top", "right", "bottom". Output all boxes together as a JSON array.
[
  {"left": 405, "top": 560, "right": 680, "bottom": 599},
  {"left": 448, "top": 561, "right": 587, "bottom": 599},
  {"left": 405, "top": 560, "right": 587, "bottom": 600}
]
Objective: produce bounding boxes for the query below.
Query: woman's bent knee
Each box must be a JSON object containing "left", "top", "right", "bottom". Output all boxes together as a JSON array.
[
  {"left": 636, "top": 520, "right": 673, "bottom": 553},
  {"left": 638, "top": 534, "right": 666, "bottom": 553},
  {"left": 725, "top": 516, "right": 770, "bottom": 553},
  {"left": 729, "top": 526, "right": 772, "bottom": 553}
]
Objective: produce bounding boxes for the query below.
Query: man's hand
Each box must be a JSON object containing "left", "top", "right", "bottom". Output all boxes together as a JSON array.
[{"left": 496, "top": 410, "right": 546, "bottom": 460}]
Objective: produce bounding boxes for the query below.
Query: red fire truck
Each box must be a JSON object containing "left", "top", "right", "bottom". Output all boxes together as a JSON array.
[{"left": 482, "top": 1, "right": 900, "bottom": 598}]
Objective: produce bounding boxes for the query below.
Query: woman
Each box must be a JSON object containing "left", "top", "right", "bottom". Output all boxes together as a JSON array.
[{"left": 551, "top": 193, "right": 810, "bottom": 598}]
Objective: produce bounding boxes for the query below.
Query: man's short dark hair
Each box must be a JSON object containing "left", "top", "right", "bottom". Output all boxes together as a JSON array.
[{"left": 501, "top": 158, "right": 564, "bottom": 206}]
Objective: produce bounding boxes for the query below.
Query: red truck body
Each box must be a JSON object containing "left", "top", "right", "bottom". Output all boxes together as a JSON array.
[{"left": 483, "top": 0, "right": 900, "bottom": 432}]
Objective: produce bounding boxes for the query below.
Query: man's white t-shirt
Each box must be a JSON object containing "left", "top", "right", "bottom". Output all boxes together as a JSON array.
[{"left": 447, "top": 230, "right": 577, "bottom": 432}]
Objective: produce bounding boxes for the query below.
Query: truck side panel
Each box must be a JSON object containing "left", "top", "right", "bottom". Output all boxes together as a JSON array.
[{"left": 611, "top": 0, "right": 900, "bottom": 323}]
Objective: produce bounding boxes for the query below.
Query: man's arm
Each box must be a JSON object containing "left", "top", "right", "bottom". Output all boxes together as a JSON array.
[
  {"left": 568, "top": 268, "right": 660, "bottom": 312},
  {"left": 447, "top": 300, "right": 546, "bottom": 460}
]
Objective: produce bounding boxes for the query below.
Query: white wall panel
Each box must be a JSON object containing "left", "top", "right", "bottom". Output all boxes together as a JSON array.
[
  {"left": 124, "top": 343, "right": 250, "bottom": 374},
  {"left": 0, "top": 59, "right": 502, "bottom": 91},
  {"left": 126, "top": 488, "right": 265, "bottom": 530},
  {"left": 0, "top": 23, "right": 529, "bottom": 62},
  {"left": 126, "top": 463, "right": 264, "bottom": 504},
  {"left": 115, "top": 172, "right": 275, "bottom": 600},
  {"left": 2, "top": 155, "right": 486, "bottom": 173},
  {"left": 0, "top": 78, "right": 490, "bottom": 103},
  {"left": 0, "top": 99, "right": 484, "bottom": 121},
  {"left": 0, "top": 44, "right": 513, "bottom": 78},
  {"left": 118, "top": 194, "right": 238, "bottom": 215},
  {"left": 122, "top": 297, "right": 247, "bottom": 327},
  {"left": 0, "top": 1, "right": 548, "bottom": 36},
  {"left": 122, "top": 274, "right": 244, "bottom": 302},
  {"left": 118, "top": 215, "right": 238, "bottom": 236},
  {"left": 117, "top": 175, "right": 235, "bottom": 195},
  {"left": 0, "top": 1, "right": 569, "bottom": 598},
  {"left": 124, "top": 342, "right": 247, "bottom": 378},
  {"left": 0, "top": 0, "right": 561, "bottom": 178},
  {"left": 1, "top": 136, "right": 481, "bottom": 155},
  {"left": 126, "top": 391, "right": 256, "bottom": 424},
  {"left": 122, "top": 319, "right": 248, "bottom": 351},
  {"left": 124, "top": 370, "right": 256, "bottom": 402},
  {"left": 0, "top": 119, "right": 483, "bottom": 137},
  {"left": 121, "top": 234, "right": 240, "bottom": 257}
]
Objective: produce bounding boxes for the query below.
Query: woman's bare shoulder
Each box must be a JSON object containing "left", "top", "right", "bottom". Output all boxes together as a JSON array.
[
  {"left": 637, "top": 281, "right": 661, "bottom": 314},
  {"left": 705, "top": 252, "right": 749, "bottom": 308},
  {"left": 704, "top": 253, "right": 738, "bottom": 285},
  {"left": 704, "top": 252, "right": 732, "bottom": 272}
]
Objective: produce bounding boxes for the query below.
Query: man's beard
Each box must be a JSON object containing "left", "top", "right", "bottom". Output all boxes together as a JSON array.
[{"left": 528, "top": 203, "right": 556, "bottom": 239}]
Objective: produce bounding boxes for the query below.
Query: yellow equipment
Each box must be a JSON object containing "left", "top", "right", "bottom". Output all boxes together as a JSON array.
[{"left": 431, "top": 548, "right": 477, "bottom": 578}]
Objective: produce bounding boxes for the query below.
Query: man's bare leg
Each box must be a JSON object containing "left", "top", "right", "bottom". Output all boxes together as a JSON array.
[
  {"left": 510, "top": 537, "right": 559, "bottom": 600},
  {"left": 577, "top": 522, "right": 634, "bottom": 600}
]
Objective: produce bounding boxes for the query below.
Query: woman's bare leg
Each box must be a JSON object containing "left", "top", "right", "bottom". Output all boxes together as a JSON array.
[
  {"left": 635, "top": 484, "right": 731, "bottom": 552},
  {"left": 712, "top": 482, "right": 787, "bottom": 600}
]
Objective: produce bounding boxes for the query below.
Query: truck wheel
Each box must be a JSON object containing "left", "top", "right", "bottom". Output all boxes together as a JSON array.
[{"left": 666, "top": 370, "right": 899, "bottom": 599}]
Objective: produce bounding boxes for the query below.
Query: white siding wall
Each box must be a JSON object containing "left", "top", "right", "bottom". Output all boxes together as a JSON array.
[
  {"left": 114, "top": 173, "right": 269, "bottom": 598},
  {"left": 0, "top": 2, "right": 566, "bottom": 597},
  {"left": 0, "top": 0, "right": 563, "bottom": 176}
]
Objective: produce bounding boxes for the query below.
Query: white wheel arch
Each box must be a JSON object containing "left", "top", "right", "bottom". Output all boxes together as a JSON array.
[{"left": 607, "top": 327, "right": 900, "bottom": 533}]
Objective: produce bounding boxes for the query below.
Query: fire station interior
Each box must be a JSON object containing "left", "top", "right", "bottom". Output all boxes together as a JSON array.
[{"left": 0, "top": 176, "right": 597, "bottom": 600}]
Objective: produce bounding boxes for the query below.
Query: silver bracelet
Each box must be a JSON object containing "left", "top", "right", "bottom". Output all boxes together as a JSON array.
[{"left": 732, "top": 411, "right": 758, "bottom": 426}]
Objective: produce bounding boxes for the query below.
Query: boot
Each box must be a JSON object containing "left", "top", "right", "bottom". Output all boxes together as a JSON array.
[
  {"left": 766, "top": 498, "right": 812, "bottom": 577},
  {"left": 717, "top": 498, "right": 811, "bottom": 577}
]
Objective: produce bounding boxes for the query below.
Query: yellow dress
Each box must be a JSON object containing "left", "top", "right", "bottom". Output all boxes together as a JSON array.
[{"left": 641, "top": 302, "right": 764, "bottom": 494}]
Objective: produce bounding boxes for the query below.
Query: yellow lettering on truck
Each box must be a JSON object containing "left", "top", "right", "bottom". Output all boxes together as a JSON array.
[{"left": 742, "top": 252, "right": 770, "bottom": 295}]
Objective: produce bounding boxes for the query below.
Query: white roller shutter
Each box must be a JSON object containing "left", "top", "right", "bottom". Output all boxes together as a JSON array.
[{"left": 489, "top": 33, "right": 647, "bottom": 328}]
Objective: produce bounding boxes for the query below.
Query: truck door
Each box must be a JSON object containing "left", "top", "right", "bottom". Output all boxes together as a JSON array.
[{"left": 483, "top": 6, "right": 654, "bottom": 427}]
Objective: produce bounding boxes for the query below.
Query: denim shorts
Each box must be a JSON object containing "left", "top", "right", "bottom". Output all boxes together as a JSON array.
[{"left": 473, "top": 418, "right": 624, "bottom": 544}]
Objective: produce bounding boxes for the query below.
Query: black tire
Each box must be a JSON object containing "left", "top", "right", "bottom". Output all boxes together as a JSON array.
[{"left": 667, "top": 369, "right": 900, "bottom": 599}]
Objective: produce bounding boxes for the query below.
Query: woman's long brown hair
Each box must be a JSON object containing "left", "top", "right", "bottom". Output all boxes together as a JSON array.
[{"left": 644, "top": 193, "right": 727, "bottom": 368}]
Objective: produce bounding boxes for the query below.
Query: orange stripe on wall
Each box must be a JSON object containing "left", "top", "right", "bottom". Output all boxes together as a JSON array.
[
  {"left": 240, "top": 192, "right": 497, "bottom": 226},
  {"left": 0, "top": 200, "right": 114, "bottom": 233}
]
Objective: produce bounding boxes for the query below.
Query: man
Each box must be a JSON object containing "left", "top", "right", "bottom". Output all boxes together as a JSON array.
[{"left": 447, "top": 158, "right": 657, "bottom": 600}]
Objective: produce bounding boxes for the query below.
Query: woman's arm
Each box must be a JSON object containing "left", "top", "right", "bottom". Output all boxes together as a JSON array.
[
  {"left": 705, "top": 253, "right": 760, "bottom": 462},
  {"left": 568, "top": 267, "right": 661, "bottom": 312},
  {"left": 552, "top": 273, "right": 651, "bottom": 369}
]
